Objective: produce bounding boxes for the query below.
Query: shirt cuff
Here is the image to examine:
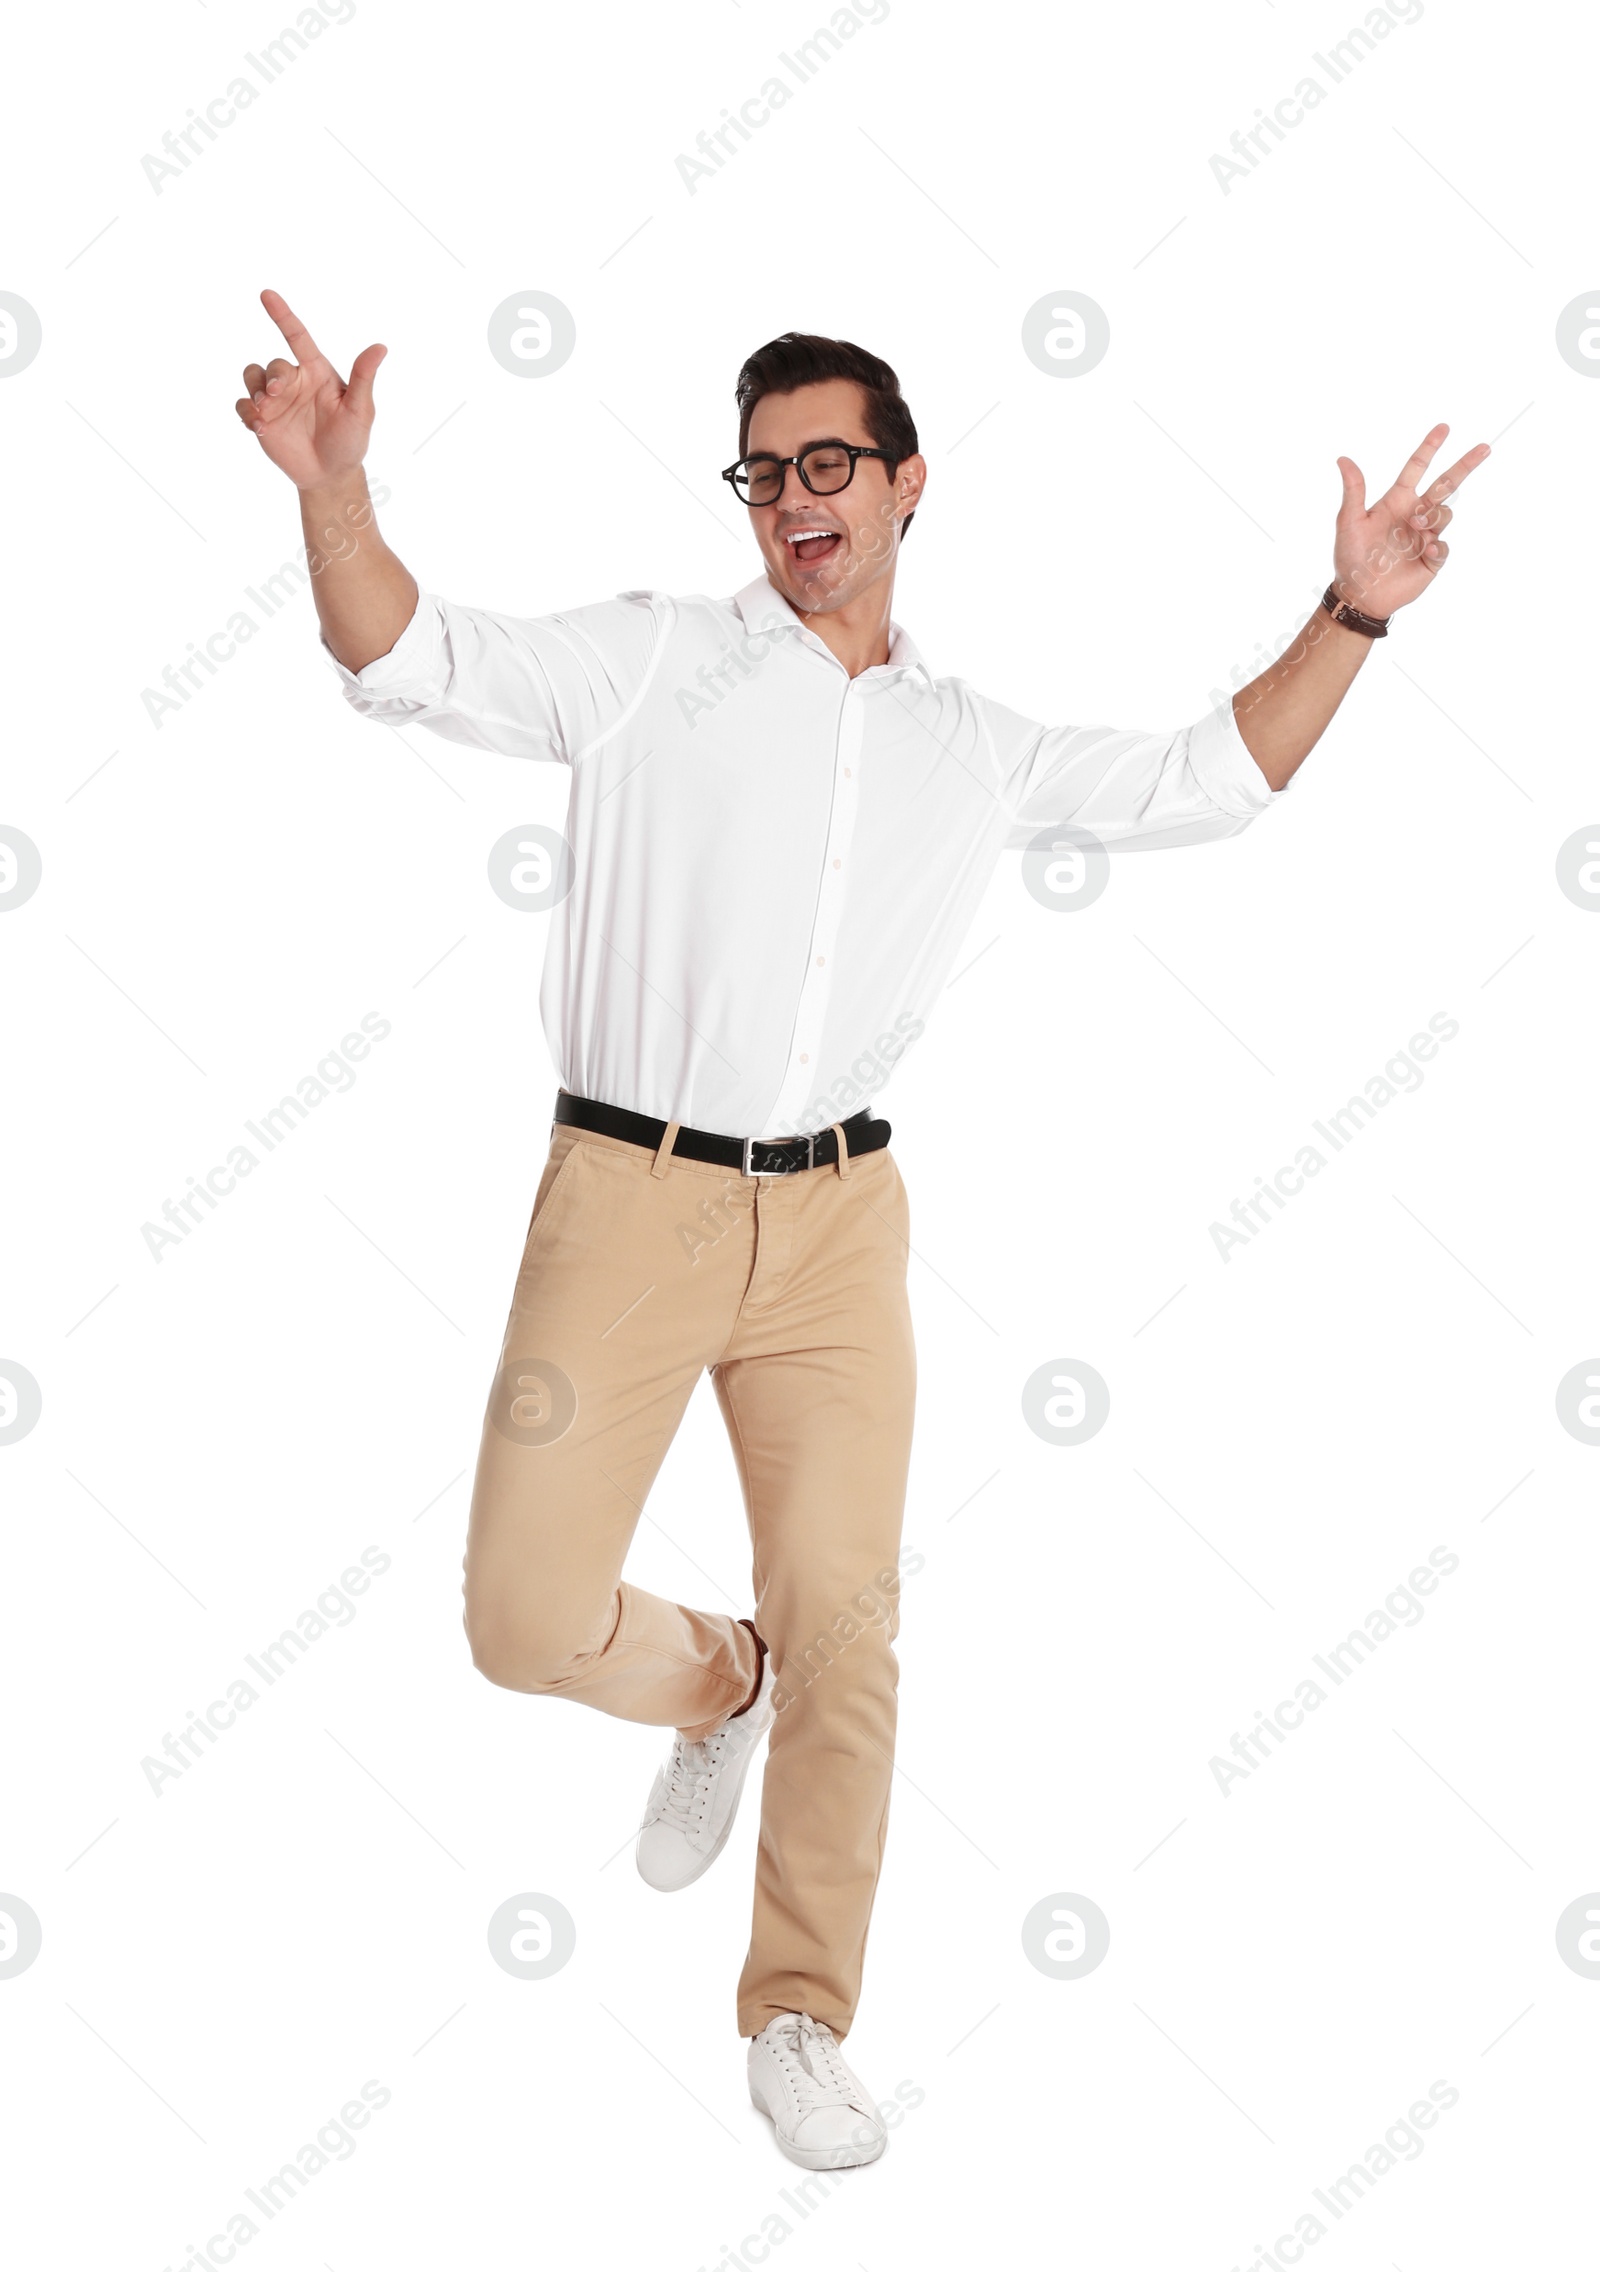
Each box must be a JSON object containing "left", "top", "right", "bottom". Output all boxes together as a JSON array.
[
  {"left": 1186, "top": 696, "right": 1285, "bottom": 817},
  {"left": 319, "top": 590, "right": 444, "bottom": 697}
]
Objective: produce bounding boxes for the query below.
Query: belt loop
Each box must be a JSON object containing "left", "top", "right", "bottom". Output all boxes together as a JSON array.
[
  {"left": 651, "top": 1119, "right": 681, "bottom": 1179},
  {"left": 829, "top": 1120, "right": 852, "bottom": 1180}
]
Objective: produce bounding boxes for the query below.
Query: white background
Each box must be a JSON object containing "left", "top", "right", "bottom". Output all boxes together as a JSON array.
[{"left": 2, "top": 0, "right": 1595, "bottom": 2265}]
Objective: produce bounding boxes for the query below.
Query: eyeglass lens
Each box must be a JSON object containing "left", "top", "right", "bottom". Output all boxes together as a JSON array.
[{"left": 738, "top": 446, "right": 854, "bottom": 503}]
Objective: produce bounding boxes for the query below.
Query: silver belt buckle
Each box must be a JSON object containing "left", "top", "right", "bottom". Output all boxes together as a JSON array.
[{"left": 742, "top": 1132, "right": 816, "bottom": 1178}]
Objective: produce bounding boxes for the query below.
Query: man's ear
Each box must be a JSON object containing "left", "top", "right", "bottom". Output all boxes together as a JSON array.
[{"left": 893, "top": 452, "right": 927, "bottom": 522}]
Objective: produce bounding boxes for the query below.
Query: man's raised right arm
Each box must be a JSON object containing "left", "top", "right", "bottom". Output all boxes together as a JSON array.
[
  {"left": 236, "top": 288, "right": 663, "bottom": 766},
  {"left": 234, "top": 287, "right": 416, "bottom": 674}
]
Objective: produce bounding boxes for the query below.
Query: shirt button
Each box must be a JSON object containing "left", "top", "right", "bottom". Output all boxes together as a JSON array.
[
  {"left": 799, "top": 1053, "right": 809, "bottom": 1064},
  {"left": 832, "top": 858, "right": 841, "bottom": 869},
  {"left": 815, "top": 955, "right": 825, "bottom": 966}
]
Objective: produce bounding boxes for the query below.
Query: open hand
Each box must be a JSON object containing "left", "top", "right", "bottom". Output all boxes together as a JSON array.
[
  {"left": 1333, "top": 424, "right": 1490, "bottom": 618},
  {"left": 234, "top": 288, "right": 386, "bottom": 491}
]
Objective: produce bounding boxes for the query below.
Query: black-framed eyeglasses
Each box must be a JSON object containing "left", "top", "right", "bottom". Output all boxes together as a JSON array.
[{"left": 721, "top": 441, "right": 896, "bottom": 507}]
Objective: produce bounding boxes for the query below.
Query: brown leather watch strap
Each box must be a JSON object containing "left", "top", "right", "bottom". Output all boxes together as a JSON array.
[{"left": 1322, "top": 582, "right": 1390, "bottom": 638}]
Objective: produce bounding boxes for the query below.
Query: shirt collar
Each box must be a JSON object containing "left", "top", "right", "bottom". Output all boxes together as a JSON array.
[{"left": 731, "top": 573, "right": 933, "bottom": 688}]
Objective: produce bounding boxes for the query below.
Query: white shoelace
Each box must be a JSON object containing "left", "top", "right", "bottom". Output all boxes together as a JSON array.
[
  {"left": 769, "top": 2013, "right": 861, "bottom": 2111},
  {"left": 654, "top": 1728, "right": 727, "bottom": 1835}
]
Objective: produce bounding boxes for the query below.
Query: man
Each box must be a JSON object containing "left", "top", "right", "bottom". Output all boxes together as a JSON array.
[{"left": 235, "top": 289, "right": 1487, "bottom": 2166}]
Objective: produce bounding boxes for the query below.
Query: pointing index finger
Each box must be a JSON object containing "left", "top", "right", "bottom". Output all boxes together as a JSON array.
[
  {"left": 1394, "top": 422, "right": 1449, "bottom": 494},
  {"left": 260, "top": 287, "right": 326, "bottom": 371}
]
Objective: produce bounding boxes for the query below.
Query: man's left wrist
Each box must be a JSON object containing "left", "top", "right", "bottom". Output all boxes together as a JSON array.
[
  {"left": 1325, "top": 579, "right": 1393, "bottom": 638},
  {"left": 1330, "top": 574, "right": 1393, "bottom": 622}
]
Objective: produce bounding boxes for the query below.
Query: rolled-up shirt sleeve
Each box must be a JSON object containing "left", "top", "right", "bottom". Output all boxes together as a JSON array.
[
  {"left": 989, "top": 688, "right": 1286, "bottom": 852},
  {"left": 321, "top": 587, "right": 665, "bottom": 764}
]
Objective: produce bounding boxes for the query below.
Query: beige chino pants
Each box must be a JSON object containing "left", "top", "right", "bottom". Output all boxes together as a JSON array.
[{"left": 461, "top": 1112, "right": 917, "bottom": 2040}]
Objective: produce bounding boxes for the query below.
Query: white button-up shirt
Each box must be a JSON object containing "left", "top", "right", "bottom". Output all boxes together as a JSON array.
[{"left": 324, "top": 574, "right": 1281, "bottom": 1138}]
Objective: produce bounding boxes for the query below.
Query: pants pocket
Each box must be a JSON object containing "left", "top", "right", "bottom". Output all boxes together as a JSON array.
[{"left": 518, "top": 1134, "right": 589, "bottom": 1270}]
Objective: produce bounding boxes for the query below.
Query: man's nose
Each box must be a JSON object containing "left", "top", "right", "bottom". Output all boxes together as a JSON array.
[{"left": 769, "top": 461, "right": 812, "bottom": 501}]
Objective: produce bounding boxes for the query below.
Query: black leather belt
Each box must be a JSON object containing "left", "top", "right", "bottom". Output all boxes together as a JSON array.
[{"left": 553, "top": 1089, "right": 891, "bottom": 1176}]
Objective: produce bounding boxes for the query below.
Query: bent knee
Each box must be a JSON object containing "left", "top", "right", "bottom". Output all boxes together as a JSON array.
[{"left": 464, "top": 1600, "right": 607, "bottom": 1695}]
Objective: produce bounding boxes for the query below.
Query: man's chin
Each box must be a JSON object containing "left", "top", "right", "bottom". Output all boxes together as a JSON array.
[{"left": 769, "top": 552, "right": 853, "bottom": 611}]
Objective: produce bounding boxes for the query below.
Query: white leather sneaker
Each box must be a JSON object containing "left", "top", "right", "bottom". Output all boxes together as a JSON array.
[
  {"left": 747, "top": 2011, "right": 887, "bottom": 2168},
  {"left": 635, "top": 1655, "right": 775, "bottom": 1891}
]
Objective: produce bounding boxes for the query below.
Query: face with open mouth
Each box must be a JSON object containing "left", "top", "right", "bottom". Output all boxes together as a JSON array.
[{"left": 743, "top": 377, "right": 913, "bottom": 615}]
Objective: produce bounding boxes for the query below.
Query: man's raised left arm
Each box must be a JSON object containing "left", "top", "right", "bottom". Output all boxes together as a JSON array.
[{"left": 1230, "top": 422, "right": 1491, "bottom": 792}]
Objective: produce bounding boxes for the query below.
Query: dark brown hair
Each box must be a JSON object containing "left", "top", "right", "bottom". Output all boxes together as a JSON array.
[{"left": 733, "top": 332, "right": 920, "bottom": 541}]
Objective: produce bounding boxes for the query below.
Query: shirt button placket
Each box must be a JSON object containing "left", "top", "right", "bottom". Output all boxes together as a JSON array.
[{"left": 768, "top": 680, "right": 863, "bottom": 1133}]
